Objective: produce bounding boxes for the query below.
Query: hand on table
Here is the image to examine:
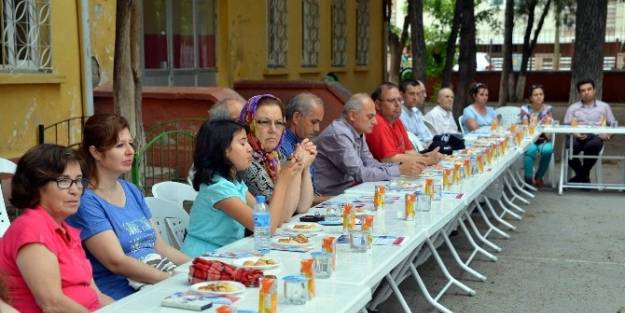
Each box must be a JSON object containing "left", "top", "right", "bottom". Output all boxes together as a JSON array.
[{"left": 399, "top": 161, "right": 425, "bottom": 177}]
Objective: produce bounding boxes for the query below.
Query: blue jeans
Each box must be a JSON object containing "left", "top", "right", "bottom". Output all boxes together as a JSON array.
[{"left": 524, "top": 141, "right": 553, "bottom": 179}]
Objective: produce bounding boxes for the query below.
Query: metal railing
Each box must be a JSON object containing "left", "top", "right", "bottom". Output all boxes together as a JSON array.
[
  {"left": 37, "top": 116, "right": 87, "bottom": 148},
  {"left": 131, "top": 129, "right": 196, "bottom": 193}
]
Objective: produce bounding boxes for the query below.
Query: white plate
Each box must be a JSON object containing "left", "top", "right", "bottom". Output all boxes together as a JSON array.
[
  {"left": 287, "top": 222, "right": 322, "bottom": 233},
  {"left": 190, "top": 280, "right": 246, "bottom": 295},
  {"left": 233, "top": 257, "right": 280, "bottom": 270},
  {"left": 272, "top": 236, "right": 312, "bottom": 247}
]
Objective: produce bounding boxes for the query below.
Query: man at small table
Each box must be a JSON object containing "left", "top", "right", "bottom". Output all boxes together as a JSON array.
[
  {"left": 313, "top": 93, "right": 424, "bottom": 196},
  {"left": 366, "top": 82, "right": 440, "bottom": 165},
  {"left": 279, "top": 92, "right": 326, "bottom": 203},
  {"left": 563, "top": 78, "right": 616, "bottom": 183},
  {"left": 425, "top": 87, "right": 459, "bottom": 135},
  {"left": 399, "top": 79, "right": 433, "bottom": 151}
]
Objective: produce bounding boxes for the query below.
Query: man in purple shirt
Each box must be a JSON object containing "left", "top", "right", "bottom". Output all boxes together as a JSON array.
[
  {"left": 563, "top": 78, "right": 616, "bottom": 183},
  {"left": 313, "top": 93, "right": 422, "bottom": 196}
]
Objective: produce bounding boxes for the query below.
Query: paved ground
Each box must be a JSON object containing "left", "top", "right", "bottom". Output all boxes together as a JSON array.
[{"left": 377, "top": 162, "right": 625, "bottom": 313}]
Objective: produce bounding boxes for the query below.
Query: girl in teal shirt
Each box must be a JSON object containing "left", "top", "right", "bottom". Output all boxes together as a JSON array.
[{"left": 182, "top": 119, "right": 303, "bottom": 257}]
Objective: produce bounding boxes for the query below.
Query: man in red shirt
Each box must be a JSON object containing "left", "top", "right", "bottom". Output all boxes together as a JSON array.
[{"left": 366, "top": 82, "right": 440, "bottom": 165}]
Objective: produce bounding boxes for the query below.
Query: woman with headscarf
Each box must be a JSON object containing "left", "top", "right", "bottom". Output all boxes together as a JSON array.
[
  {"left": 238, "top": 94, "right": 315, "bottom": 218},
  {"left": 181, "top": 119, "right": 304, "bottom": 256}
]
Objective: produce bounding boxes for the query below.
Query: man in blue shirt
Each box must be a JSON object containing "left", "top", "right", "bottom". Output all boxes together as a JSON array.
[
  {"left": 280, "top": 92, "right": 326, "bottom": 203},
  {"left": 399, "top": 79, "right": 433, "bottom": 151}
]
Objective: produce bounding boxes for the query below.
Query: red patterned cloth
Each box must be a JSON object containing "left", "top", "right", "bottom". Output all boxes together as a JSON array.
[{"left": 188, "top": 258, "right": 263, "bottom": 287}]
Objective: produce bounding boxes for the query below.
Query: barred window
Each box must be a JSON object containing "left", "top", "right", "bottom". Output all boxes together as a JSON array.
[
  {"left": 331, "top": 0, "right": 346, "bottom": 67},
  {"left": 267, "top": 0, "right": 287, "bottom": 68},
  {"left": 356, "top": 0, "right": 369, "bottom": 66},
  {"left": 1, "top": 0, "right": 52, "bottom": 72},
  {"left": 301, "top": 0, "right": 319, "bottom": 67}
]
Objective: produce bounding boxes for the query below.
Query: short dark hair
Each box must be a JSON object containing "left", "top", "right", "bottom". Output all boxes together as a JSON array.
[
  {"left": 371, "top": 81, "right": 399, "bottom": 102},
  {"left": 10, "top": 144, "right": 81, "bottom": 209},
  {"left": 528, "top": 83, "right": 544, "bottom": 96},
  {"left": 80, "top": 114, "right": 130, "bottom": 188},
  {"left": 576, "top": 78, "right": 595, "bottom": 92},
  {"left": 192, "top": 119, "right": 248, "bottom": 191},
  {"left": 470, "top": 82, "right": 488, "bottom": 100},
  {"left": 399, "top": 79, "right": 422, "bottom": 93}
]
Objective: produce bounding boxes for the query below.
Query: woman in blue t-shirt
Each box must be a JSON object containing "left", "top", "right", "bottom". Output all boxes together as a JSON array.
[
  {"left": 182, "top": 119, "right": 303, "bottom": 257},
  {"left": 67, "top": 114, "right": 189, "bottom": 300},
  {"left": 462, "top": 82, "right": 497, "bottom": 133}
]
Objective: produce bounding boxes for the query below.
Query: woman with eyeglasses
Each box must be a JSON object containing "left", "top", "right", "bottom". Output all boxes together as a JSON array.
[
  {"left": 67, "top": 114, "right": 189, "bottom": 300},
  {"left": 462, "top": 82, "right": 498, "bottom": 132},
  {"left": 238, "top": 94, "right": 315, "bottom": 219},
  {"left": 181, "top": 119, "right": 303, "bottom": 256},
  {"left": 0, "top": 144, "right": 113, "bottom": 312},
  {"left": 519, "top": 84, "right": 554, "bottom": 187}
]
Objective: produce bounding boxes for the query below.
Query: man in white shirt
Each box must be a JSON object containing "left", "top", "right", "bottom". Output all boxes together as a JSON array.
[
  {"left": 399, "top": 79, "right": 433, "bottom": 151},
  {"left": 425, "top": 87, "right": 459, "bottom": 135}
]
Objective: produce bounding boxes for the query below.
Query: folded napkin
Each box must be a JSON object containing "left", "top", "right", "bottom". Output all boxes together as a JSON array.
[{"left": 188, "top": 258, "right": 263, "bottom": 287}]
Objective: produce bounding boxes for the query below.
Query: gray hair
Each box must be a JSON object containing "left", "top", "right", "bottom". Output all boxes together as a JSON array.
[
  {"left": 342, "top": 93, "right": 371, "bottom": 115},
  {"left": 285, "top": 92, "right": 323, "bottom": 120},
  {"left": 208, "top": 98, "right": 242, "bottom": 121}
]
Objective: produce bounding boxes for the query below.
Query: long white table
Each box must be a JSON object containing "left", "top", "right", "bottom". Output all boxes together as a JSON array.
[
  {"left": 96, "top": 128, "right": 539, "bottom": 313},
  {"left": 543, "top": 125, "right": 625, "bottom": 194}
]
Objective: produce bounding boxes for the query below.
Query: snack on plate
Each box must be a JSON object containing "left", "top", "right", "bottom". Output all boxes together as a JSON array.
[
  {"left": 198, "top": 281, "right": 237, "bottom": 293},
  {"left": 243, "top": 257, "right": 277, "bottom": 267},
  {"left": 293, "top": 223, "right": 315, "bottom": 230},
  {"left": 277, "top": 234, "right": 309, "bottom": 245}
]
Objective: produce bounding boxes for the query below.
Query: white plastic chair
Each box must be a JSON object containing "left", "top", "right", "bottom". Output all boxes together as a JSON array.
[
  {"left": 423, "top": 119, "right": 438, "bottom": 136},
  {"left": 144, "top": 197, "right": 189, "bottom": 250},
  {"left": 151, "top": 181, "right": 198, "bottom": 208},
  {"left": 0, "top": 158, "right": 17, "bottom": 236},
  {"left": 458, "top": 115, "right": 466, "bottom": 134},
  {"left": 495, "top": 106, "right": 521, "bottom": 128}
]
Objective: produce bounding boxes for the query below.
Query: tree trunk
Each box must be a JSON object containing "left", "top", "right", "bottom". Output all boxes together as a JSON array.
[
  {"left": 498, "top": 0, "right": 514, "bottom": 106},
  {"left": 389, "top": 32, "right": 401, "bottom": 84},
  {"left": 408, "top": 0, "right": 426, "bottom": 82},
  {"left": 514, "top": 0, "right": 551, "bottom": 101},
  {"left": 113, "top": 0, "right": 144, "bottom": 147},
  {"left": 553, "top": 8, "right": 561, "bottom": 71},
  {"left": 442, "top": 0, "right": 462, "bottom": 88},
  {"left": 569, "top": 0, "right": 608, "bottom": 103},
  {"left": 453, "top": 0, "right": 476, "bottom": 122},
  {"left": 389, "top": 15, "right": 410, "bottom": 84}
]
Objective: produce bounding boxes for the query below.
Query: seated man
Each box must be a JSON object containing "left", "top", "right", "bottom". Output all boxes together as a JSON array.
[
  {"left": 279, "top": 92, "right": 327, "bottom": 203},
  {"left": 208, "top": 97, "right": 245, "bottom": 121},
  {"left": 314, "top": 93, "right": 424, "bottom": 196},
  {"left": 399, "top": 79, "right": 433, "bottom": 150},
  {"left": 563, "top": 78, "right": 616, "bottom": 183},
  {"left": 425, "top": 87, "right": 459, "bottom": 135},
  {"left": 366, "top": 82, "right": 440, "bottom": 165}
]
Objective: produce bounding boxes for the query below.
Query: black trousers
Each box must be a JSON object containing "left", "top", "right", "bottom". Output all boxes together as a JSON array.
[{"left": 568, "top": 135, "right": 604, "bottom": 178}]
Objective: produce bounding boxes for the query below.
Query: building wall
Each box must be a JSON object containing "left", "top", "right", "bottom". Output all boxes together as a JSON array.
[
  {"left": 0, "top": 1, "right": 85, "bottom": 159},
  {"left": 217, "top": 0, "right": 385, "bottom": 94},
  {"left": 90, "top": 0, "right": 116, "bottom": 87}
]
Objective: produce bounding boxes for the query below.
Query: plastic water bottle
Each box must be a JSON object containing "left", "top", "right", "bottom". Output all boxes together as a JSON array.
[{"left": 253, "top": 195, "right": 271, "bottom": 255}]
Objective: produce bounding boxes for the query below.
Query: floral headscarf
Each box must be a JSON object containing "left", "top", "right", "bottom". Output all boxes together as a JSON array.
[{"left": 239, "top": 94, "right": 285, "bottom": 181}]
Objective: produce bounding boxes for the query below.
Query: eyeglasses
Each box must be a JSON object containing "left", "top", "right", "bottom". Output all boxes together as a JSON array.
[
  {"left": 255, "top": 119, "right": 286, "bottom": 129},
  {"left": 382, "top": 97, "right": 403, "bottom": 103},
  {"left": 55, "top": 177, "right": 85, "bottom": 190}
]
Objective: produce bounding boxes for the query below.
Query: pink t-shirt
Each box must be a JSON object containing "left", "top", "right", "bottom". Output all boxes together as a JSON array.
[{"left": 0, "top": 206, "right": 100, "bottom": 312}]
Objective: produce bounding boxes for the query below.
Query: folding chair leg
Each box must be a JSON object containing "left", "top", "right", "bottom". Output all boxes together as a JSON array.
[{"left": 463, "top": 209, "right": 502, "bottom": 252}]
